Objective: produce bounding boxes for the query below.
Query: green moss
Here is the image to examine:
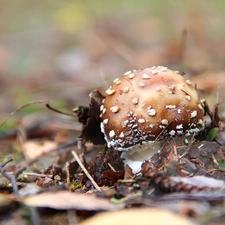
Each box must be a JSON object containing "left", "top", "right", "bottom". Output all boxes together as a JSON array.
[{"left": 70, "top": 180, "right": 82, "bottom": 190}]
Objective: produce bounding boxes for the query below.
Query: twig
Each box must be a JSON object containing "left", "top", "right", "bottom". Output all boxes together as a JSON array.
[
  {"left": 71, "top": 151, "right": 101, "bottom": 192},
  {"left": 0, "top": 157, "right": 19, "bottom": 196},
  {"left": 14, "top": 167, "right": 27, "bottom": 178},
  {"left": 46, "top": 103, "right": 76, "bottom": 117},
  {"left": 108, "top": 163, "right": 116, "bottom": 172},
  {"left": 22, "top": 172, "right": 52, "bottom": 178},
  {"left": 0, "top": 100, "right": 51, "bottom": 129},
  {"left": 179, "top": 134, "right": 195, "bottom": 159},
  {"left": 0, "top": 156, "right": 13, "bottom": 167},
  {"left": 211, "top": 154, "right": 220, "bottom": 169}
]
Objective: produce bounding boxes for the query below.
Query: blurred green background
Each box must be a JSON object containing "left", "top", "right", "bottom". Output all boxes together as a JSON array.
[{"left": 0, "top": 0, "right": 225, "bottom": 130}]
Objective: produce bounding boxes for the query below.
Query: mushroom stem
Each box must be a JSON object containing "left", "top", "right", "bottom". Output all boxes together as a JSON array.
[{"left": 120, "top": 142, "right": 160, "bottom": 174}]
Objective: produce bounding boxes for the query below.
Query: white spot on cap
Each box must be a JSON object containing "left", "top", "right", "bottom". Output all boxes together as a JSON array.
[
  {"left": 102, "top": 99, "right": 105, "bottom": 104},
  {"left": 169, "top": 84, "right": 176, "bottom": 90},
  {"left": 186, "top": 80, "right": 192, "bottom": 85},
  {"left": 102, "top": 108, "right": 106, "bottom": 114},
  {"left": 113, "top": 78, "right": 119, "bottom": 83},
  {"left": 109, "top": 130, "right": 116, "bottom": 138},
  {"left": 188, "top": 128, "right": 201, "bottom": 133},
  {"left": 161, "top": 66, "right": 167, "bottom": 72},
  {"left": 124, "top": 71, "right": 131, "bottom": 76},
  {"left": 100, "top": 122, "right": 105, "bottom": 133},
  {"left": 149, "top": 124, "right": 155, "bottom": 128},
  {"left": 156, "top": 86, "right": 161, "bottom": 91},
  {"left": 169, "top": 130, "right": 176, "bottom": 136},
  {"left": 132, "top": 98, "right": 138, "bottom": 104},
  {"left": 161, "top": 119, "right": 169, "bottom": 125},
  {"left": 198, "top": 119, "right": 204, "bottom": 125},
  {"left": 119, "top": 132, "right": 125, "bottom": 138},
  {"left": 198, "top": 104, "right": 203, "bottom": 110},
  {"left": 103, "top": 118, "right": 108, "bottom": 124},
  {"left": 122, "top": 120, "right": 129, "bottom": 128},
  {"left": 128, "top": 73, "right": 135, "bottom": 79},
  {"left": 191, "top": 110, "right": 197, "bottom": 118},
  {"left": 159, "top": 125, "right": 166, "bottom": 129},
  {"left": 110, "top": 106, "right": 119, "bottom": 113},
  {"left": 177, "top": 109, "right": 181, "bottom": 114},
  {"left": 123, "top": 87, "right": 129, "bottom": 93},
  {"left": 142, "top": 74, "right": 151, "bottom": 79},
  {"left": 100, "top": 105, "right": 104, "bottom": 111},
  {"left": 185, "top": 95, "right": 191, "bottom": 101},
  {"left": 176, "top": 124, "right": 183, "bottom": 130},
  {"left": 174, "top": 71, "right": 179, "bottom": 74},
  {"left": 106, "top": 88, "right": 115, "bottom": 95},
  {"left": 138, "top": 118, "right": 145, "bottom": 124},
  {"left": 113, "top": 78, "right": 121, "bottom": 85},
  {"left": 166, "top": 105, "right": 176, "bottom": 109},
  {"left": 151, "top": 70, "right": 157, "bottom": 75},
  {"left": 185, "top": 132, "right": 191, "bottom": 137},
  {"left": 139, "top": 82, "right": 145, "bottom": 87},
  {"left": 147, "top": 106, "right": 156, "bottom": 116}
]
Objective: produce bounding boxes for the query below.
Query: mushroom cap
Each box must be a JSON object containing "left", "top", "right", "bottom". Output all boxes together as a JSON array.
[{"left": 100, "top": 66, "right": 205, "bottom": 151}]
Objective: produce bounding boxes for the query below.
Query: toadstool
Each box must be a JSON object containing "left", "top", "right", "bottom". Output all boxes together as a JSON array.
[{"left": 100, "top": 66, "right": 205, "bottom": 173}]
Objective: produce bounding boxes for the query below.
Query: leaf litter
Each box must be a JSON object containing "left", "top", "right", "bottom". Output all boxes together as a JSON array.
[{"left": 1, "top": 88, "right": 225, "bottom": 225}]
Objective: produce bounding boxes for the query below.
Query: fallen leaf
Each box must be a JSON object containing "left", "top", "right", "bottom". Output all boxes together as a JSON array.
[
  {"left": 23, "top": 190, "right": 124, "bottom": 211},
  {"left": 77, "top": 208, "right": 197, "bottom": 225},
  {"left": 73, "top": 89, "right": 105, "bottom": 145},
  {"left": 191, "top": 71, "right": 225, "bottom": 93},
  {"left": 23, "top": 140, "right": 57, "bottom": 160},
  {"left": 170, "top": 176, "right": 225, "bottom": 189}
]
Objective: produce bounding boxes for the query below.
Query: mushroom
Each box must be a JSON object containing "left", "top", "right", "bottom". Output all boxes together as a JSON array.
[{"left": 100, "top": 66, "right": 205, "bottom": 173}]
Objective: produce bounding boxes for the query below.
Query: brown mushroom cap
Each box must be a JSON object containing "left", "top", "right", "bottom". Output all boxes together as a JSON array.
[{"left": 100, "top": 66, "right": 205, "bottom": 151}]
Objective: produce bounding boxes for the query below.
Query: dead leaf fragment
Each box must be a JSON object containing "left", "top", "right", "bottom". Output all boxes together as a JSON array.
[
  {"left": 78, "top": 208, "right": 197, "bottom": 225},
  {"left": 191, "top": 71, "right": 225, "bottom": 93},
  {"left": 170, "top": 176, "right": 225, "bottom": 189},
  {"left": 23, "top": 190, "right": 124, "bottom": 211},
  {"left": 23, "top": 140, "right": 57, "bottom": 160},
  {"left": 73, "top": 90, "right": 105, "bottom": 145}
]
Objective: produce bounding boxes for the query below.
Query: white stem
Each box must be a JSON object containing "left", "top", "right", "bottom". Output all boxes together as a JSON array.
[{"left": 120, "top": 143, "right": 160, "bottom": 174}]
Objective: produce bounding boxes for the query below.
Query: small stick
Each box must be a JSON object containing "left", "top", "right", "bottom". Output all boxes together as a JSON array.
[
  {"left": 0, "top": 100, "right": 51, "bottom": 128},
  {"left": 179, "top": 139, "right": 195, "bottom": 159},
  {"left": 0, "top": 157, "right": 19, "bottom": 196},
  {"left": 0, "top": 156, "right": 13, "bottom": 167},
  {"left": 23, "top": 172, "right": 52, "bottom": 178},
  {"left": 108, "top": 163, "right": 116, "bottom": 172},
  {"left": 71, "top": 151, "right": 101, "bottom": 192},
  {"left": 212, "top": 154, "right": 220, "bottom": 169},
  {"left": 46, "top": 103, "right": 77, "bottom": 117}
]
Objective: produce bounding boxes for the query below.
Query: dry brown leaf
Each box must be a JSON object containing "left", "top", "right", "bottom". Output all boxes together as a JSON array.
[
  {"left": 191, "top": 71, "right": 225, "bottom": 92},
  {"left": 23, "top": 140, "right": 57, "bottom": 160},
  {"left": 170, "top": 176, "right": 225, "bottom": 189},
  {"left": 23, "top": 190, "right": 124, "bottom": 211},
  {"left": 78, "top": 208, "right": 197, "bottom": 225}
]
